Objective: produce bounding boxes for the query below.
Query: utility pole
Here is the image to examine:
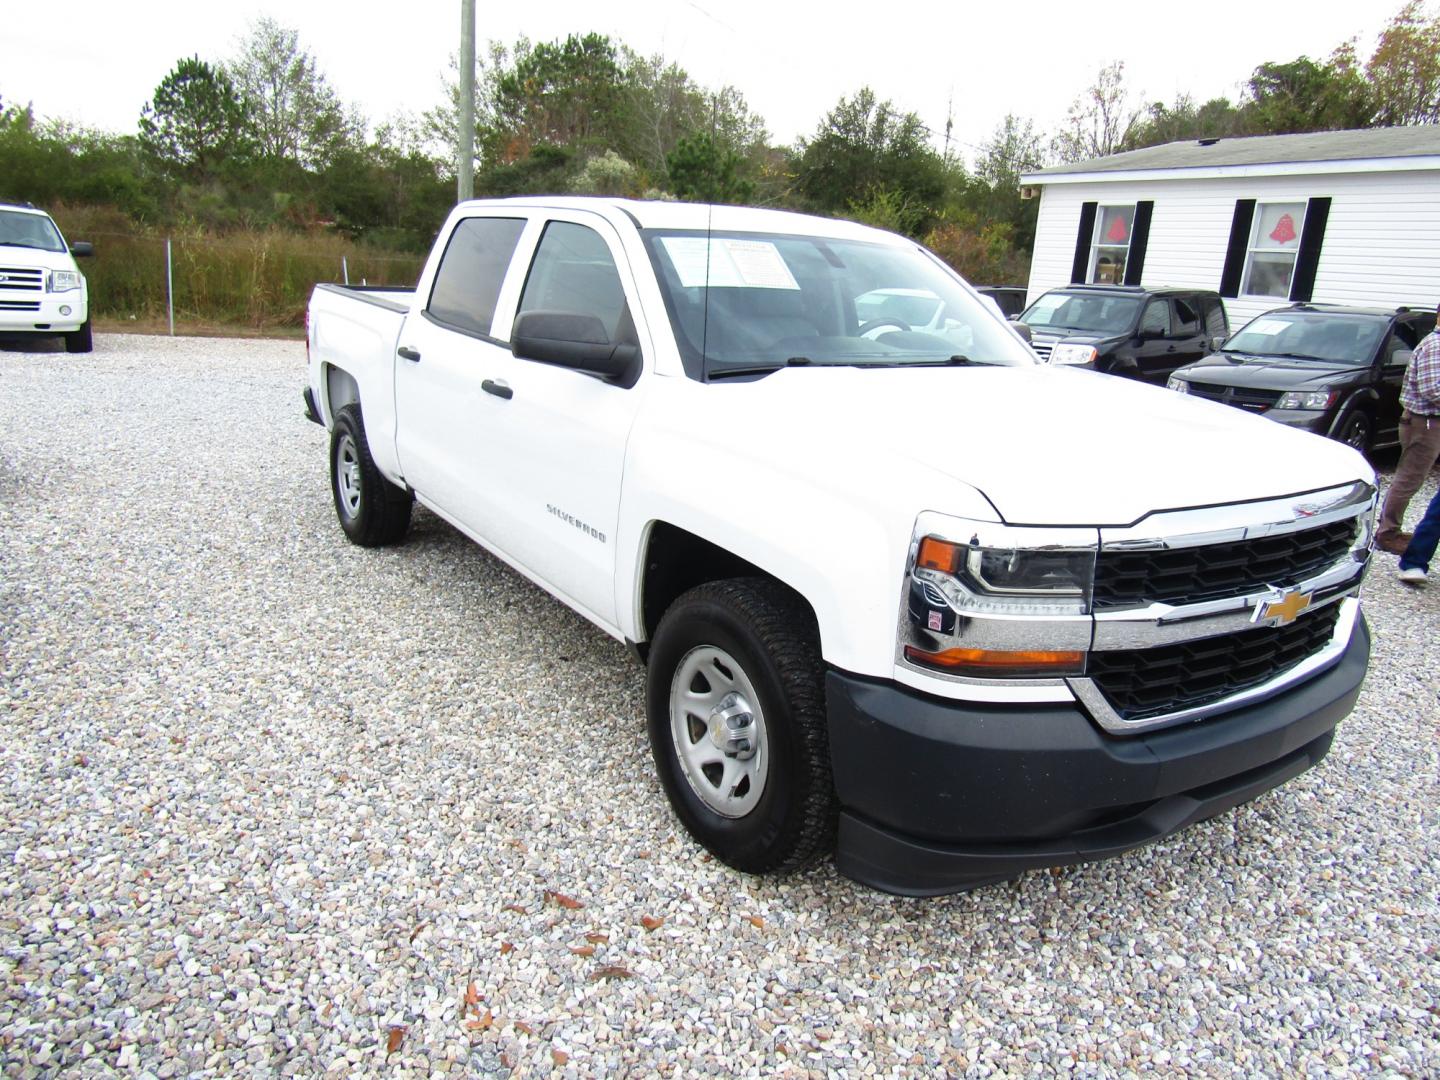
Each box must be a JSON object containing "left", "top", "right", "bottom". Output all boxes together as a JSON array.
[{"left": 458, "top": 0, "right": 476, "bottom": 202}]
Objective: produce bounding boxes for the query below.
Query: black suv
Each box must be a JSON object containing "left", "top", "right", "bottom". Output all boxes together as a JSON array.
[
  {"left": 1166, "top": 304, "right": 1436, "bottom": 453},
  {"left": 973, "top": 285, "right": 1027, "bottom": 319},
  {"left": 1018, "top": 285, "right": 1229, "bottom": 384}
]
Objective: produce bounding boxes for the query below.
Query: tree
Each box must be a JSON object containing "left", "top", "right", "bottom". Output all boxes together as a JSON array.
[
  {"left": 1126, "top": 94, "right": 1248, "bottom": 149},
  {"left": 794, "top": 88, "right": 947, "bottom": 234},
  {"left": 666, "top": 132, "right": 754, "bottom": 204},
  {"left": 228, "top": 18, "right": 353, "bottom": 169},
  {"left": 138, "top": 57, "right": 249, "bottom": 179},
  {"left": 1051, "top": 62, "right": 1142, "bottom": 163},
  {"left": 1244, "top": 53, "right": 1373, "bottom": 134},
  {"left": 1366, "top": 2, "right": 1440, "bottom": 125}
]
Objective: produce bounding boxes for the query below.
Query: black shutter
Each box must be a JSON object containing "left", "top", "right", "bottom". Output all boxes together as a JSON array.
[
  {"left": 1289, "top": 197, "right": 1331, "bottom": 302},
  {"left": 1122, "top": 201, "right": 1154, "bottom": 286},
  {"left": 1071, "top": 202, "right": 1098, "bottom": 283},
  {"left": 1219, "top": 199, "right": 1256, "bottom": 298}
]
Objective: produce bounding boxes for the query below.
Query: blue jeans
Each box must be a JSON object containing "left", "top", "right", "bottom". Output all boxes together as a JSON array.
[{"left": 1399, "top": 487, "right": 1440, "bottom": 572}]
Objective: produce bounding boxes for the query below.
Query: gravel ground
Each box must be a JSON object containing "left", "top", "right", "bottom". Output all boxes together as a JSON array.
[{"left": 1, "top": 333, "right": 1437, "bottom": 1079}]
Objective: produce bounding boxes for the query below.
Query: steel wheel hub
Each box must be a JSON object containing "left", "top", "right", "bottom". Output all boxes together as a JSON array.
[
  {"left": 670, "top": 645, "right": 769, "bottom": 818},
  {"left": 336, "top": 433, "right": 362, "bottom": 518}
]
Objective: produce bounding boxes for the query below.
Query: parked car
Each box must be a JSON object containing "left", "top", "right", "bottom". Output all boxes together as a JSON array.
[
  {"left": 1019, "top": 284, "right": 1228, "bottom": 384},
  {"left": 305, "top": 197, "right": 1375, "bottom": 896},
  {"left": 0, "top": 201, "right": 93, "bottom": 352},
  {"left": 1167, "top": 304, "right": 1436, "bottom": 453},
  {"left": 973, "top": 285, "right": 1027, "bottom": 319}
]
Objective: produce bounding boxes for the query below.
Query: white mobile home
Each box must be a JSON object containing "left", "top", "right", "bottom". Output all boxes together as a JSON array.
[{"left": 1019, "top": 127, "right": 1440, "bottom": 326}]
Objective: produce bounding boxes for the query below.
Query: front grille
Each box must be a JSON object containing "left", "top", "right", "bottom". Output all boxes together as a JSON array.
[
  {"left": 0, "top": 266, "right": 44, "bottom": 293},
  {"left": 1088, "top": 602, "right": 1342, "bottom": 722},
  {"left": 1030, "top": 340, "right": 1054, "bottom": 361},
  {"left": 0, "top": 300, "right": 40, "bottom": 311},
  {"left": 1094, "top": 519, "right": 1359, "bottom": 609},
  {"left": 1187, "top": 382, "right": 1282, "bottom": 413}
]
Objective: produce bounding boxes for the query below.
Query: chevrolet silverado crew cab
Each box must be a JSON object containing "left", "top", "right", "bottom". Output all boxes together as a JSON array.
[
  {"left": 1168, "top": 303, "right": 1436, "bottom": 454},
  {"left": 0, "top": 202, "right": 93, "bottom": 352},
  {"left": 1020, "top": 284, "right": 1228, "bottom": 384},
  {"left": 304, "top": 198, "right": 1374, "bottom": 896}
]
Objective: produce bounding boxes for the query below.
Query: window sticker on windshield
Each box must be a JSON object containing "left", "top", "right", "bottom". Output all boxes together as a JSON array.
[
  {"left": 1029, "top": 295, "right": 1064, "bottom": 315},
  {"left": 1245, "top": 318, "right": 1289, "bottom": 336},
  {"left": 660, "top": 237, "right": 800, "bottom": 290}
]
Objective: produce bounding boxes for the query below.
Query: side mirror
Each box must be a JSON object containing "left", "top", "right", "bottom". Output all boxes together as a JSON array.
[
  {"left": 1389, "top": 348, "right": 1414, "bottom": 368},
  {"left": 1011, "top": 320, "right": 1033, "bottom": 344},
  {"left": 69, "top": 241, "right": 94, "bottom": 258},
  {"left": 512, "top": 311, "right": 640, "bottom": 387},
  {"left": 1138, "top": 327, "right": 1165, "bottom": 341},
  {"left": 1209, "top": 334, "right": 1227, "bottom": 352}
]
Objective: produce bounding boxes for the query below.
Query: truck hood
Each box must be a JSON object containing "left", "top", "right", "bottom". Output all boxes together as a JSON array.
[
  {"left": 710, "top": 364, "right": 1371, "bottom": 526},
  {"left": 0, "top": 244, "right": 79, "bottom": 274},
  {"left": 1178, "top": 352, "right": 1366, "bottom": 390}
]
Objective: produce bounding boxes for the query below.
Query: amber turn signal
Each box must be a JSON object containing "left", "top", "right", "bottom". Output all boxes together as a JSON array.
[
  {"left": 904, "top": 645, "right": 1084, "bottom": 676},
  {"left": 916, "top": 536, "right": 962, "bottom": 575}
]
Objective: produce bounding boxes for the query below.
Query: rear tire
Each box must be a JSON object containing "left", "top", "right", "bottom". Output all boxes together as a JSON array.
[
  {"left": 646, "top": 578, "right": 836, "bottom": 875},
  {"left": 64, "top": 320, "right": 92, "bottom": 353},
  {"left": 330, "top": 403, "right": 413, "bottom": 547}
]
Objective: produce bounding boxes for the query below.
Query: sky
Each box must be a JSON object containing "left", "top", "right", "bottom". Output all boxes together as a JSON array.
[{"left": 3, "top": 0, "right": 1400, "bottom": 166}]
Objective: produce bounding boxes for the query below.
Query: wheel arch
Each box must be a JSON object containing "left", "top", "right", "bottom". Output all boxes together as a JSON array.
[
  {"left": 322, "top": 364, "right": 361, "bottom": 425},
  {"left": 1327, "top": 388, "right": 1379, "bottom": 442}
]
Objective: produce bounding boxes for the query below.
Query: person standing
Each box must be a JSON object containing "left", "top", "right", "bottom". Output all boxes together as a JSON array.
[
  {"left": 1398, "top": 487, "right": 1440, "bottom": 585},
  {"left": 1376, "top": 304, "right": 1440, "bottom": 554}
]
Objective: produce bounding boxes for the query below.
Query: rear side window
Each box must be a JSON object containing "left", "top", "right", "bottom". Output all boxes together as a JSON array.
[
  {"left": 427, "top": 217, "right": 526, "bottom": 336},
  {"left": 1172, "top": 299, "right": 1200, "bottom": 335},
  {"left": 516, "top": 221, "right": 633, "bottom": 343},
  {"left": 1140, "top": 299, "right": 1170, "bottom": 335},
  {"left": 1203, "top": 298, "right": 1228, "bottom": 338}
]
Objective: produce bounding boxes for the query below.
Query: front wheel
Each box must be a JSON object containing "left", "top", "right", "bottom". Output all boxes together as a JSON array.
[
  {"left": 1334, "top": 410, "right": 1373, "bottom": 453},
  {"left": 646, "top": 579, "right": 836, "bottom": 875},
  {"left": 330, "top": 403, "right": 413, "bottom": 547},
  {"left": 64, "top": 320, "right": 92, "bottom": 353}
]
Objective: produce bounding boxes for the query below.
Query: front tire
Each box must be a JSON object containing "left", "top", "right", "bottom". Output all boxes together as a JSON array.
[
  {"left": 646, "top": 579, "right": 836, "bottom": 875},
  {"left": 330, "top": 403, "right": 412, "bottom": 547},
  {"left": 64, "top": 320, "right": 92, "bottom": 353},
  {"left": 1335, "top": 410, "right": 1373, "bottom": 453}
]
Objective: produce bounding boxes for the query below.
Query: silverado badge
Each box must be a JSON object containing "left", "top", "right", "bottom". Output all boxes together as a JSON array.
[{"left": 1253, "top": 587, "right": 1312, "bottom": 627}]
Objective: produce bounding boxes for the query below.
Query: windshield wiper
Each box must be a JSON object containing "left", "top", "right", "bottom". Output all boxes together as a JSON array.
[{"left": 708, "top": 356, "right": 812, "bottom": 380}]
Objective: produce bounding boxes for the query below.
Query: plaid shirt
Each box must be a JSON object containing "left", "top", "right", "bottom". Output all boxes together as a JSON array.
[{"left": 1402, "top": 330, "right": 1440, "bottom": 416}]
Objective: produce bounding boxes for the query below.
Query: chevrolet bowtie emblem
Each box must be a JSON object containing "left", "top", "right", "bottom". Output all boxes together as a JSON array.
[{"left": 1254, "top": 588, "right": 1312, "bottom": 626}]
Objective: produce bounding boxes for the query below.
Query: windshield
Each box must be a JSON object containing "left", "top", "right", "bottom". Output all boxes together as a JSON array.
[
  {"left": 1021, "top": 291, "right": 1142, "bottom": 334},
  {"left": 0, "top": 209, "right": 66, "bottom": 253},
  {"left": 1223, "top": 312, "right": 1386, "bottom": 363},
  {"left": 640, "top": 229, "right": 1035, "bottom": 378}
]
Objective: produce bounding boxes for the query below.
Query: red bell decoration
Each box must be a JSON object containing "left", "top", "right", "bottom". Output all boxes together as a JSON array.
[
  {"left": 1269, "top": 214, "right": 1297, "bottom": 244},
  {"left": 1105, "top": 215, "right": 1129, "bottom": 243}
]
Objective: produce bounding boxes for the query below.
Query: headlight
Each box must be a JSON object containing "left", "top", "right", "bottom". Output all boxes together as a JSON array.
[
  {"left": 1276, "top": 390, "right": 1336, "bottom": 411},
  {"left": 1167, "top": 377, "right": 1190, "bottom": 394},
  {"left": 901, "top": 521, "right": 1096, "bottom": 678},
  {"left": 1048, "top": 343, "right": 1098, "bottom": 366},
  {"left": 48, "top": 270, "right": 83, "bottom": 293}
]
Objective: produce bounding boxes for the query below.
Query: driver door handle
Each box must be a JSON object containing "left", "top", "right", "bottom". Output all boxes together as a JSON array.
[
  {"left": 397, "top": 346, "right": 421, "bottom": 362},
  {"left": 482, "top": 379, "right": 513, "bottom": 400}
]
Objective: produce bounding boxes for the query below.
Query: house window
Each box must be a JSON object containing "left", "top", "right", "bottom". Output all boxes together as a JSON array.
[
  {"left": 1241, "top": 202, "right": 1305, "bottom": 298},
  {"left": 1088, "top": 205, "right": 1135, "bottom": 284}
]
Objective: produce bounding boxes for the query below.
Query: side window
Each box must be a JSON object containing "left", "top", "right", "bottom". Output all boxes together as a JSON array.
[
  {"left": 1203, "top": 298, "right": 1228, "bottom": 339},
  {"left": 1241, "top": 202, "right": 1305, "bottom": 299},
  {"left": 427, "top": 217, "right": 527, "bottom": 336},
  {"left": 516, "top": 221, "right": 635, "bottom": 344},
  {"left": 1172, "top": 299, "right": 1200, "bottom": 336},
  {"left": 1088, "top": 205, "right": 1135, "bottom": 284},
  {"left": 1140, "top": 299, "right": 1170, "bottom": 335}
]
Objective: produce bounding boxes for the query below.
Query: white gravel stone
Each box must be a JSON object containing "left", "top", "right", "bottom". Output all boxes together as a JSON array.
[{"left": 0, "top": 332, "right": 1436, "bottom": 1078}]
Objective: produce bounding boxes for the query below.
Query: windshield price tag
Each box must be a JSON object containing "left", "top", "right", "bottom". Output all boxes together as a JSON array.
[
  {"left": 1246, "top": 319, "right": 1288, "bottom": 336},
  {"left": 661, "top": 237, "right": 800, "bottom": 290}
]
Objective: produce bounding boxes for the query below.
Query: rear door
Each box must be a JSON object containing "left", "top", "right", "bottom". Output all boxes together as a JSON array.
[
  {"left": 393, "top": 213, "right": 531, "bottom": 537},
  {"left": 1378, "top": 313, "right": 1436, "bottom": 443}
]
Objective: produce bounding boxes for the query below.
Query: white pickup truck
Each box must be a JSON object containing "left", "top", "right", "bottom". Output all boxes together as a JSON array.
[{"left": 304, "top": 197, "right": 1375, "bottom": 896}]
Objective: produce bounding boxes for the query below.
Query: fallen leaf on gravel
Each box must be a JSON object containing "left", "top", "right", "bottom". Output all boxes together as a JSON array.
[
  {"left": 552, "top": 1048, "right": 570, "bottom": 1065},
  {"left": 408, "top": 922, "right": 427, "bottom": 942},
  {"left": 386, "top": 1026, "right": 405, "bottom": 1053},
  {"left": 465, "top": 1009, "right": 493, "bottom": 1031},
  {"left": 152, "top": 951, "right": 176, "bottom": 968},
  {"left": 500, "top": 942, "right": 514, "bottom": 955},
  {"left": 589, "top": 965, "right": 636, "bottom": 981},
  {"left": 641, "top": 916, "right": 664, "bottom": 931},
  {"left": 748, "top": 916, "right": 765, "bottom": 929},
  {"left": 464, "top": 982, "right": 480, "bottom": 1007},
  {"left": 585, "top": 933, "right": 608, "bottom": 944},
  {"left": 514, "top": 1021, "right": 535, "bottom": 1036},
  {"left": 569, "top": 945, "right": 595, "bottom": 957},
  {"left": 545, "top": 890, "right": 584, "bottom": 910},
  {"left": 74, "top": 755, "right": 88, "bottom": 766},
  {"left": 501, "top": 1052, "right": 513, "bottom": 1067},
  {"left": 502, "top": 904, "right": 527, "bottom": 914}
]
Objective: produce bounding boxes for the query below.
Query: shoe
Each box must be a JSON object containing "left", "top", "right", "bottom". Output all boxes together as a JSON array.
[
  {"left": 1377, "top": 533, "right": 1414, "bottom": 555},
  {"left": 1398, "top": 566, "right": 1428, "bottom": 586}
]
